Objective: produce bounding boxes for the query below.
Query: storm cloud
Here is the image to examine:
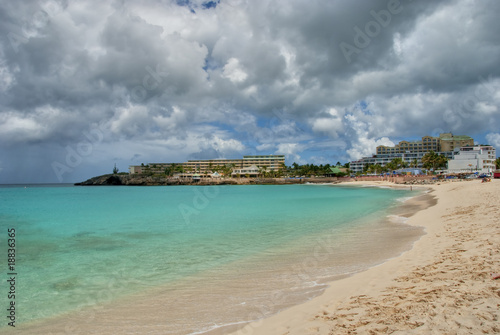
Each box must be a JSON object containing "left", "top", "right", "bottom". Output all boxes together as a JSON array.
[{"left": 1, "top": 0, "right": 499, "bottom": 183}]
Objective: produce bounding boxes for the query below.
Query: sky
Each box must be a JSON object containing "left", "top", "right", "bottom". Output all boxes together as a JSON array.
[{"left": 1, "top": 0, "right": 500, "bottom": 183}]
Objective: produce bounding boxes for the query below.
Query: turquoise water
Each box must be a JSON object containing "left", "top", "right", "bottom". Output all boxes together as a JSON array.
[{"left": 0, "top": 184, "right": 413, "bottom": 330}]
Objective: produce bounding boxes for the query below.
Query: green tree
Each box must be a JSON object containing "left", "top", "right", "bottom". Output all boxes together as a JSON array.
[
  {"left": 221, "top": 164, "right": 234, "bottom": 177},
  {"left": 391, "top": 158, "right": 407, "bottom": 169},
  {"left": 496, "top": 157, "right": 500, "bottom": 169},
  {"left": 279, "top": 163, "right": 288, "bottom": 176},
  {"left": 143, "top": 164, "right": 152, "bottom": 176},
  {"left": 422, "top": 151, "right": 448, "bottom": 170},
  {"left": 422, "top": 151, "right": 437, "bottom": 169},
  {"left": 374, "top": 164, "right": 384, "bottom": 174},
  {"left": 259, "top": 165, "right": 268, "bottom": 177},
  {"left": 164, "top": 163, "right": 178, "bottom": 176},
  {"left": 113, "top": 164, "right": 119, "bottom": 174}
]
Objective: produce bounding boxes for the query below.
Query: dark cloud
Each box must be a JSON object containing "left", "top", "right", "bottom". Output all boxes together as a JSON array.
[{"left": 0, "top": 0, "right": 499, "bottom": 183}]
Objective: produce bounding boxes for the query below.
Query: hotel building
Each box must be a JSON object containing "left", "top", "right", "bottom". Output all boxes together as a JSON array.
[
  {"left": 129, "top": 163, "right": 180, "bottom": 175},
  {"left": 350, "top": 133, "right": 474, "bottom": 174},
  {"left": 129, "top": 155, "right": 285, "bottom": 175},
  {"left": 447, "top": 145, "right": 496, "bottom": 173},
  {"left": 183, "top": 155, "right": 285, "bottom": 173},
  {"left": 376, "top": 133, "right": 473, "bottom": 155}
]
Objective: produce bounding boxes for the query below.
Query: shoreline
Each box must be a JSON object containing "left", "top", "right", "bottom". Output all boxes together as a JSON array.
[
  {"left": 4, "top": 180, "right": 498, "bottom": 334},
  {"left": 74, "top": 173, "right": 343, "bottom": 186},
  {"left": 224, "top": 179, "right": 500, "bottom": 334},
  {"left": 205, "top": 181, "right": 434, "bottom": 335},
  {"left": 3, "top": 184, "right": 426, "bottom": 335}
]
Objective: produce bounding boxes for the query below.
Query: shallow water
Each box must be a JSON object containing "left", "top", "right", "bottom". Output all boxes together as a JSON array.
[{"left": 0, "top": 184, "right": 423, "bottom": 334}]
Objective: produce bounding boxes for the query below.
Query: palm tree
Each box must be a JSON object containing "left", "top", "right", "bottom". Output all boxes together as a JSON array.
[
  {"left": 422, "top": 151, "right": 448, "bottom": 170},
  {"left": 221, "top": 164, "right": 234, "bottom": 178},
  {"left": 279, "top": 162, "right": 287, "bottom": 176},
  {"left": 259, "top": 166, "right": 268, "bottom": 178}
]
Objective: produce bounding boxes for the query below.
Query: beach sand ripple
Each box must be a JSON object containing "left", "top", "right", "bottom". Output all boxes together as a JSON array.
[{"left": 313, "top": 185, "right": 500, "bottom": 334}]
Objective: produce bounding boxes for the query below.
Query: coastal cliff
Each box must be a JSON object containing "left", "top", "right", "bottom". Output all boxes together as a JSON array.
[{"left": 74, "top": 174, "right": 341, "bottom": 186}]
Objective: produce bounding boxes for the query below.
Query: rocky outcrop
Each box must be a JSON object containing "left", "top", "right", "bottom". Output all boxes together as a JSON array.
[
  {"left": 75, "top": 174, "right": 235, "bottom": 186},
  {"left": 75, "top": 174, "right": 340, "bottom": 186}
]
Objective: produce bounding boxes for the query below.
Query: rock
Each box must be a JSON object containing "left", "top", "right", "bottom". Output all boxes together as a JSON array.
[{"left": 75, "top": 175, "right": 341, "bottom": 186}]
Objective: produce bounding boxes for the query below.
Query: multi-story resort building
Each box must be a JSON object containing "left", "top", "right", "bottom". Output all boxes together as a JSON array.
[
  {"left": 350, "top": 133, "right": 474, "bottom": 174},
  {"left": 129, "top": 163, "right": 179, "bottom": 175},
  {"left": 183, "top": 155, "right": 285, "bottom": 173},
  {"left": 129, "top": 155, "right": 285, "bottom": 175},
  {"left": 376, "top": 133, "right": 473, "bottom": 155},
  {"left": 447, "top": 145, "right": 496, "bottom": 173}
]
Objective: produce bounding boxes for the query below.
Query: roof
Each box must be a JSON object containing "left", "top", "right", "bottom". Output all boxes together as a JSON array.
[
  {"left": 245, "top": 165, "right": 260, "bottom": 171},
  {"left": 395, "top": 168, "right": 423, "bottom": 173},
  {"left": 440, "top": 135, "right": 472, "bottom": 141},
  {"left": 329, "top": 166, "right": 343, "bottom": 174}
]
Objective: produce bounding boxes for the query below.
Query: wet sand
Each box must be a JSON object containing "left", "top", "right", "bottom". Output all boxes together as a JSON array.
[{"left": 227, "top": 179, "right": 500, "bottom": 334}]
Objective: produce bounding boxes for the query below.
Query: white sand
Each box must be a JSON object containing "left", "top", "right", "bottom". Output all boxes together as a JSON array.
[{"left": 228, "top": 179, "right": 500, "bottom": 334}]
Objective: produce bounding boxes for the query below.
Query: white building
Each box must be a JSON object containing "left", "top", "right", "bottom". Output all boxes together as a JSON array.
[
  {"left": 350, "top": 151, "right": 453, "bottom": 174},
  {"left": 447, "top": 145, "right": 496, "bottom": 173},
  {"left": 231, "top": 165, "right": 260, "bottom": 177}
]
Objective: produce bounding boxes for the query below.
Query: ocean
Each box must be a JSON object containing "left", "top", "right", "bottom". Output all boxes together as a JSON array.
[{"left": 0, "top": 184, "right": 424, "bottom": 334}]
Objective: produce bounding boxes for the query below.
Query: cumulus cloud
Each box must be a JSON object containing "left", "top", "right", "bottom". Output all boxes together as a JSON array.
[
  {"left": 344, "top": 114, "right": 395, "bottom": 161},
  {"left": 0, "top": 0, "right": 499, "bottom": 182},
  {"left": 486, "top": 133, "right": 500, "bottom": 150},
  {"left": 222, "top": 58, "right": 248, "bottom": 83},
  {"left": 275, "top": 142, "right": 306, "bottom": 165},
  {"left": 311, "top": 108, "right": 344, "bottom": 138}
]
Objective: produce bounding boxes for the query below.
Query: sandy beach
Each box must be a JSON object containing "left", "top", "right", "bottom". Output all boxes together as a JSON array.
[
  {"left": 227, "top": 179, "right": 500, "bottom": 335},
  {"left": 4, "top": 180, "right": 498, "bottom": 335}
]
